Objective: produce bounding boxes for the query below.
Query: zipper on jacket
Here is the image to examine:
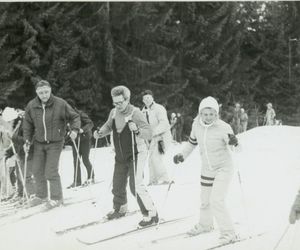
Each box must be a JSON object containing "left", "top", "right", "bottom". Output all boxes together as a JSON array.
[
  {"left": 117, "top": 133, "right": 124, "bottom": 160},
  {"left": 203, "top": 127, "right": 212, "bottom": 170},
  {"left": 42, "top": 104, "right": 48, "bottom": 141}
]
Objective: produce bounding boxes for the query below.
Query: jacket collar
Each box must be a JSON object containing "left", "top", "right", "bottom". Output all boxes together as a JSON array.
[
  {"left": 32, "top": 94, "right": 55, "bottom": 108},
  {"left": 144, "top": 101, "right": 155, "bottom": 110}
]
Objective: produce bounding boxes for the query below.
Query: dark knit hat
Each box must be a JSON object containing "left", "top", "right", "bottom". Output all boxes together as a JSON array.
[
  {"left": 141, "top": 89, "right": 154, "bottom": 97},
  {"left": 35, "top": 80, "right": 51, "bottom": 89}
]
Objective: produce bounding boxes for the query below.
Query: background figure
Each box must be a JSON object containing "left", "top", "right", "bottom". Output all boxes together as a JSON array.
[
  {"left": 3, "top": 107, "right": 35, "bottom": 201},
  {"left": 176, "top": 113, "right": 184, "bottom": 143},
  {"left": 230, "top": 103, "right": 241, "bottom": 135},
  {"left": 170, "top": 113, "right": 177, "bottom": 142},
  {"left": 264, "top": 103, "right": 276, "bottom": 125},
  {"left": 23, "top": 80, "right": 80, "bottom": 209},
  {"left": 289, "top": 188, "right": 300, "bottom": 224},
  {"left": 239, "top": 108, "right": 248, "bottom": 133},
  {"left": 141, "top": 90, "right": 171, "bottom": 185},
  {"left": 67, "top": 100, "right": 94, "bottom": 188},
  {"left": 0, "top": 114, "right": 15, "bottom": 200}
]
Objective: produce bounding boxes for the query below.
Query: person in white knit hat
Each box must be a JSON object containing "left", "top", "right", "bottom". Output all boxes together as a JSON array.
[
  {"left": 0, "top": 107, "right": 18, "bottom": 200},
  {"left": 173, "top": 96, "right": 240, "bottom": 244}
]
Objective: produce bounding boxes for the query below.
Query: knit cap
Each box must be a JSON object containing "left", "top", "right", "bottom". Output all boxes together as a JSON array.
[
  {"left": 2, "top": 107, "right": 19, "bottom": 122},
  {"left": 198, "top": 96, "right": 219, "bottom": 115}
]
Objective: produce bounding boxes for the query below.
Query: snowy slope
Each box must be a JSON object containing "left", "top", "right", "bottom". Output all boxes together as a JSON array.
[{"left": 0, "top": 125, "right": 300, "bottom": 250}]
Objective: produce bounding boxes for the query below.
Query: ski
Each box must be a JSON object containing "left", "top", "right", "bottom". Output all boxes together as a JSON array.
[
  {"left": 69, "top": 180, "right": 105, "bottom": 191},
  {"left": 151, "top": 232, "right": 192, "bottom": 244},
  {"left": 77, "top": 216, "right": 190, "bottom": 245},
  {"left": 204, "top": 232, "right": 266, "bottom": 250},
  {"left": 54, "top": 210, "right": 139, "bottom": 235},
  {"left": 0, "top": 196, "right": 95, "bottom": 227}
]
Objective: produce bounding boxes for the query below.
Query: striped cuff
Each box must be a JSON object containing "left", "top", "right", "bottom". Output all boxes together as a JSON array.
[
  {"left": 189, "top": 136, "right": 198, "bottom": 145},
  {"left": 201, "top": 175, "right": 215, "bottom": 187}
]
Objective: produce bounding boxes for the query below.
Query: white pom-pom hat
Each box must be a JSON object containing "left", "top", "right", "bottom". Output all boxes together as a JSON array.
[
  {"left": 2, "top": 107, "right": 19, "bottom": 122},
  {"left": 198, "top": 96, "right": 219, "bottom": 114}
]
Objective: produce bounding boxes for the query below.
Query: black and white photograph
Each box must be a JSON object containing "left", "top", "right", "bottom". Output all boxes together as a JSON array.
[{"left": 0, "top": 1, "right": 300, "bottom": 250}]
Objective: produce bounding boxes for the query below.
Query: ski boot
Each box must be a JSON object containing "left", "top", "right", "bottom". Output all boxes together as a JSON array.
[
  {"left": 187, "top": 223, "right": 213, "bottom": 236},
  {"left": 219, "top": 231, "right": 238, "bottom": 244},
  {"left": 45, "top": 199, "right": 63, "bottom": 209},
  {"left": 106, "top": 204, "right": 128, "bottom": 220},
  {"left": 138, "top": 213, "right": 159, "bottom": 228}
]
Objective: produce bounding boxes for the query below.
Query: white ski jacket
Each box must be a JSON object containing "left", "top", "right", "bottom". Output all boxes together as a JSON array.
[{"left": 182, "top": 116, "right": 234, "bottom": 169}]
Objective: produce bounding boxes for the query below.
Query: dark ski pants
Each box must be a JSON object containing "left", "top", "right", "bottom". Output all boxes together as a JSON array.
[
  {"left": 112, "top": 151, "right": 156, "bottom": 217},
  {"left": 32, "top": 141, "right": 64, "bottom": 200},
  {"left": 112, "top": 159, "right": 147, "bottom": 215},
  {"left": 71, "top": 135, "right": 94, "bottom": 185}
]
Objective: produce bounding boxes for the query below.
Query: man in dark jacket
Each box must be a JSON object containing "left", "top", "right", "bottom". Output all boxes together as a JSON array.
[
  {"left": 67, "top": 100, "right": 94, "bottom": 188},
  {"left": 23, "top": 80, "right": 80, "bottom": 208}
]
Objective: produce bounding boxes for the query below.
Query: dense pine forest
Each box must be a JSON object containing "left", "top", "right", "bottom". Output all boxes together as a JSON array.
[{"left": 0, "top": 2, "right": 300, "bottom": 137}]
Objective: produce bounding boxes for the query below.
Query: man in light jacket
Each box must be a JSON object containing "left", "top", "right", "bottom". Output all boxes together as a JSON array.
[{"left": 141, "top": 90, "right": 172, "bottom": 185}]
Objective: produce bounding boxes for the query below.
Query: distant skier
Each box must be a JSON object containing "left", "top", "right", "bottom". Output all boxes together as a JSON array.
[
  {"left": 230, "top": 102, "right": 241, "bottom": 134},
  {"left": 94, "top": 85, "right": 158, "bottom": 227},
  {"left": 289, "top": 188, "right": 300, "bottom": 224},
  {"left": 141, "top": 90, "right": 171, "bottom": 185},
  {"left": 239, "top": 108, "right": 248, "bottom": 133},
  {"left": 176, "top": 113, "right": 184, "bottom": 143},
  {"left": 170, "top": 113, "right": 177, "bottom": 142},
  {"left": 173, "top": 96, "right": 239, "bottom": 244},
  {"left": 264, "top": 103, "right": 276, "bottom": 126}
]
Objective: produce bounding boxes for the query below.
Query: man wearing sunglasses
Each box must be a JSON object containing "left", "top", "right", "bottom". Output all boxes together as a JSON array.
[{"left": 94, "top": 85, "right": 158, "bottom": 227}]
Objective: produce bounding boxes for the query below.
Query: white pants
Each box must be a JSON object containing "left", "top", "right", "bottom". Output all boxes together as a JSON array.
[
  {"left": 199, "top": 161, "right": 235, "bottom": 234},
  {"left": 148, "top": 140, "right": 169, "bottom": 184},
  {"left": 0, "top": 157, "right": 14, "bottom": 199},
  {"left": 135, "top": 150, "right": 157, "bottom": 216}
]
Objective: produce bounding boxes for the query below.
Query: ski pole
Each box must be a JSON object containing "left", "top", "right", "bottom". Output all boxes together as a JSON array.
[
  {"left": 156, "top": 164, "right": 178, "bottom": 229},
  {"left": 4, "top": 158, "right": 9, "bottom": 199},
  {"left": 273, "top": 224, "right": 291, "bottom": 250},
  {"left": 131, "top": 131, "right": 137, "bottom": 201},
  {"left": 89, "top": 137, "right": 98, "bottom": 184},
  {"left": 156, "top": 180, "right": 175, "bottom": 229},
  {"left": 23, "top": 151, "right": 28, "bottom": 200},
  {"left": 71, "top": 137, "right": 81, "bottom": 187},
  {"left": 10, "top": 143, "right": 29, "bottom": 202},
  {"left": 105, "top": 136, "right": 109, "bottom": 147}
]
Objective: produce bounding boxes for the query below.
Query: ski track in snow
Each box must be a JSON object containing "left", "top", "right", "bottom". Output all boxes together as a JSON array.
[{"left": 0, "top": 125, "right": 300, "bottom": 250}]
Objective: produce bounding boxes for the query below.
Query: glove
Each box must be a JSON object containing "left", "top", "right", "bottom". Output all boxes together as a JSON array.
[
  {"left": 289, "top": 192, "right": 300, "bottom": 224},
  {"left": 128, "top": 120, "right": 139, "bottom": 133},
  {"left": 173, "top": 153, "right": 184, "bottom": 164},
  {"left": 69, "top": 130, "right": 78, "bottom": 141},
  {"left": 228, "top": 134, "right": 238, "bottom": 146},
  {"left": 158, "top": 140, "right": 165, "bottom": 154},
  {"left": 79, "top": 128, "right": 84, "bottom": 134},
  {"left": 5, "top": 148, "right": 14, "bottom": 159},
  {"left": 93, "top": 129, "right": 104, "bottom": 139},
  {"left": 23, "top": 140, "right": 31, "bottom": 154}
]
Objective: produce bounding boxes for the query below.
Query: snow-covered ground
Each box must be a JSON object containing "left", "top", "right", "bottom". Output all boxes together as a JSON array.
[{"left": 0, "top": 125, "right": 300, "bottom": 250}]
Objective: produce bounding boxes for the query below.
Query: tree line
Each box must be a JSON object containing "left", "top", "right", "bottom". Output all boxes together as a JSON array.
[{"left": 0, "top": 2, "right": 300, "bottom": 137}]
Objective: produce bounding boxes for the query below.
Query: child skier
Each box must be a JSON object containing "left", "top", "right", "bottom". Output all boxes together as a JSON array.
[{"left": 173, "top": 96, "right": 239, "bottom": 244}]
